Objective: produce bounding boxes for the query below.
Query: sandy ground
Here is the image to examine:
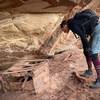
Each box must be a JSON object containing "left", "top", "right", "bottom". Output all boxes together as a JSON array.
[{"left": 0, "top": 46, "right": 100, "bottom": 100}]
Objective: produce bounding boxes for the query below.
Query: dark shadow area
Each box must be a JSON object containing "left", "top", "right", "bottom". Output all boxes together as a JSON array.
[
  {"left": 0, "top": 0, "right": 29, "bottom": 10},
  {"left": 42, "top": 0, "right": 76, "bottom": 9}
]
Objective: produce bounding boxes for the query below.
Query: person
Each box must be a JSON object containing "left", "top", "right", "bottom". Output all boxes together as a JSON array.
[{"left": 60, "top": 9, "right": 100, "bottom": 88}]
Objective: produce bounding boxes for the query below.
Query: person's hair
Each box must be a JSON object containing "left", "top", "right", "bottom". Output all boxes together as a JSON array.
[
  {"left": 60, "top": 18, "right": 72, "bottom": 28},
  {"left": 60, "top": 20, "right": 67, "bottom": 28}
]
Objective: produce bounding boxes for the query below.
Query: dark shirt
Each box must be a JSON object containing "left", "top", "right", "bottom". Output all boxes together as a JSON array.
[{"left": 67, "top": 18, "right": 90, "bottom": 52}]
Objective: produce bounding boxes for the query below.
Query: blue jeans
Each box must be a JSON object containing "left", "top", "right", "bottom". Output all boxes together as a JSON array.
[{"left": 90, "top": 23, "right": 100, "bottom": 54}]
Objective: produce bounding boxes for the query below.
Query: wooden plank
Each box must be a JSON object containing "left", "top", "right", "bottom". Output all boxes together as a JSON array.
[
  {"left": 48, "top": 32, "right": 71, "bottom": 56},
  {"left": 33, "top": 62, "right": 50, "bottom": 94},
  {"left": 39, "top": 15, "right": 65, "bottom": 56},
  {"left": 2, "top": 58, "right": 47, "bottom": 72},
  {"left": 1, "top": 60, "right": 48, "bottom": 75}
]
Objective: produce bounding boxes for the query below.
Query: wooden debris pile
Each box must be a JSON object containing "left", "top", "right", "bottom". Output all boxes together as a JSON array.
[{"left": 0, "top": 56, "right": 50, "bottom": 94}]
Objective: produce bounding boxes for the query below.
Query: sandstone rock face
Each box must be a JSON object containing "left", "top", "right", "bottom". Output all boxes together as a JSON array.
[
  {"left": 0, "top": 12, "right": 62, "bottom": 70},
  {"left": 0, "top": 0, "right": 28, "bottom": 9},
  {"left": 0, "top": 0, "right": 92, "bottom": 12},
  {"left": 0, "top": 11, "right": 78, "bottom": 71},
  {"left": 0, "top": 0, "right": 94, "bottom": 70}
]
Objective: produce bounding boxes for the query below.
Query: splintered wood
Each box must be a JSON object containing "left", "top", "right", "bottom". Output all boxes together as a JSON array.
[
  {"left": 0, "top": 58, "right": 50, "bottom": 94},
  {"left": 39, "top": 15, "right": 65, "bottom": 56}
]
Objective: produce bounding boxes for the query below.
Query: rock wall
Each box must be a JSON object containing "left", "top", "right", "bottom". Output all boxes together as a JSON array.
[
  {"left": 0, "top": 0, "right": 73, "bottom": 70},
  {"left": 0, "top": 11, "right": 65, "bottom": 70},
  {"left": 0, "top": 0, "right": 98, "bottom": 70}
]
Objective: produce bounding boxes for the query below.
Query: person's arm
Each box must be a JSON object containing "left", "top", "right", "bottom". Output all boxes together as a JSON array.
[
  {"left": 72, "top": 24, "right": 91, "bottom": 56},
  {"left": 80, "top": 35, "right": 89, "bottom": 51}
]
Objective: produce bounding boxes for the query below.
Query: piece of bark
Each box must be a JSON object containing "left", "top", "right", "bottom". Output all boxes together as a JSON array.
[{"left": 72, "top": 71, "right": 87, "bottom": 83}]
